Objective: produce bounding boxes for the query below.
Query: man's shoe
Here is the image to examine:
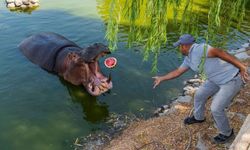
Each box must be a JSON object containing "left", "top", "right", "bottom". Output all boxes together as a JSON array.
[
  {"left": 212, "top": 129, "right": 235, "bottom": 144},
  {"left": 184, "top": 116, "right": 205, "bottom": 125}
]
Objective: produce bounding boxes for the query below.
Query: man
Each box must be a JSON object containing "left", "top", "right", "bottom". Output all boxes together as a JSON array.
[{"left": 152, "top": 34, "right": 249, "bottom": 144}]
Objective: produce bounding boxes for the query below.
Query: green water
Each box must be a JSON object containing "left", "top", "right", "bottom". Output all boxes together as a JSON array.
[{"left": 0, "top": 0, "right": 249, "bottom": 150}]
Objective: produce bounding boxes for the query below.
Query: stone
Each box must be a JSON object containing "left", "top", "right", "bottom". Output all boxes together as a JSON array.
[
  {"left": 229, "top": 48, "right": 246, "bottom": 55},
  {"left": 30, "top": 0, "right": 39, "bottom": 4},
  {"left": 235, "top": 98, "right": 246, "bottom": 104},
  {"left": 153, "top": 105, "right": 170, "bottom": 117},
  {"left": 7, "top": 2, "right": 15, "bottom": 8},
  {"left": 32, "top": 2, "right": 39, "bottom": 7},
  {"left": 235, "top": 52, "right": 250, "bottom": 60},
  {"left": 242, "top": 43, "right": 249, "bottom": 48},
  {"left": 235, "top": 113, "right": 247, "bottom": 122},
  {"left": 227, "top": 112, "right": 236, "bottom": 119},
  {"left": 176, "top": 95, "right": 192, "bottom": 103},
  {"left": 183, "top": 85, "right": 195, "bottom": 91},
  {"left": 237, "top": 48, "right": 247, "bottom": 53},
  {"left": 187, "top": 78, "right": 203, "bottom": 84},
  {"left": 158, "top": 109, "right": 170, "bottom": 116},
  {"left": 6, "top": 0, "right": 15, "bottom": 3},
  {"left": 20, "top": 4, "right": 27, "bottom": 9},
  {"left": 22, "top": 0, "right": 29, "bottom": 5},
  {"left": 196, "top": 133, "right": 208, "bottom": 150},
  {"left": 14, "top": 0, "right": 22, "bottom": 7},
  {"left": 183, "top": 85, "right": 197, "bottom": 96},
  {"left": 193, "top": 82, "right": 200, "bottom": 87}
]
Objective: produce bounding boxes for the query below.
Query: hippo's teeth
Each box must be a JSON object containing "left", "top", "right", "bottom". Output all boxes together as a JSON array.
[
  {"left": 98, "top": 85, "right": 105, "bottom": 92},
  {"left": 100, "top": 82, "right": 107, "bottom": 88}
]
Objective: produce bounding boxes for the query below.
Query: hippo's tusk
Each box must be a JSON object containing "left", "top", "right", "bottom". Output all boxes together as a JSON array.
[{"left": 107, "top": 73, "right": 112, "bottom": 83}]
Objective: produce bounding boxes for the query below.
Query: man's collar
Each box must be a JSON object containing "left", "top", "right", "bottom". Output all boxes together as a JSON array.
[{"left": 187, "top": 43, "right": 196, "bottom": 56}]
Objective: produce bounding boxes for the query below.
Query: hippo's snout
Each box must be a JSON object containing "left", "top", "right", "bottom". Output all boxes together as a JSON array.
[{"left": 84, "top": 60, "right": 113, "bottom": 96}]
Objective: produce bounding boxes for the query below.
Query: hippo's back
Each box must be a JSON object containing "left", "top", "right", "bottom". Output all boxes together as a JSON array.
[{"left": 19, "top": 32, "right": 80, "bottom": 71}]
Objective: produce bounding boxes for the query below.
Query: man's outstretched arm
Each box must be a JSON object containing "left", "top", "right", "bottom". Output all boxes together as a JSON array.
[
  {"left": 152, "top": 67, "right": 189, "bottom": 88},
  {"left": 208, "top": 47, "right": 249, "bottom": 82}
]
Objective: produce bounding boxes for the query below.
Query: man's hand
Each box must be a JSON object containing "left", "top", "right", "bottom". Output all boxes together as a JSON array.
[
  {"left": 152, "top": 67, "right": 189, "bottom": 89},
  {"left": 208, "top": 48, "right": 249, "bottom": 83},
  {"left": 240, "top": 64, "right": 249, "bottom": 83},
  {"left": 152, "top": 76, "right": 162, "bottom": 89}
]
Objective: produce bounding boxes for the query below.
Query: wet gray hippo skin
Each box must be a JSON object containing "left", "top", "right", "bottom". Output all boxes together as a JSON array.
[{"left": 19, "top": 32, "right": 112, "bottom": 96}]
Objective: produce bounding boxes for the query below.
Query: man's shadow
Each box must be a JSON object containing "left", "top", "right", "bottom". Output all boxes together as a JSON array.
[{"left": 58, "top": 77, "right": 109, "bottom": 124}]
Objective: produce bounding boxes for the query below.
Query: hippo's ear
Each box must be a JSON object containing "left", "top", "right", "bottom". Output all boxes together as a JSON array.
[{"left": 67, "top": 52, "right": 80, "bottom": 62}]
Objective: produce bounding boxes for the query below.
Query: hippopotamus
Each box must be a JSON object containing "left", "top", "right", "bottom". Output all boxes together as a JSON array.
[{"left": 19, "top": 32, "right": 112, "bottom": 96}]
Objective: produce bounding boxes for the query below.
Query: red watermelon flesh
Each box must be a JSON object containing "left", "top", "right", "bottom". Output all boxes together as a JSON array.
[{"left": 104, "top": 57, "right": 117, "bottom": 68}]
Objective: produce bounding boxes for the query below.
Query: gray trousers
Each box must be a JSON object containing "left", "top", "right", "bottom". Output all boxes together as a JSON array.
[{"left": 193, "top": 74, "right": 243, "bottom": 136}]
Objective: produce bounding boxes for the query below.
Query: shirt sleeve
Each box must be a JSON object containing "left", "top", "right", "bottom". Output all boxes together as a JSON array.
[
  {"left": 204, "top": 43, "right": 212, "bottom": 57},
  {"left": 179, "top": 57, "right": 190, "bottom": 69}
]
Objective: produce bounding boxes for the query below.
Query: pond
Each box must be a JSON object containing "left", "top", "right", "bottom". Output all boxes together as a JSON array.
[{"left": 0, "top": 0, "right": 249, "bottom": 150}]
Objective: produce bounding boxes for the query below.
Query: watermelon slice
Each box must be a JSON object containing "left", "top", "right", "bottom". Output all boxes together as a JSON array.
[{"left": 104, "top": 57, "right": 117, "bottom": 68}]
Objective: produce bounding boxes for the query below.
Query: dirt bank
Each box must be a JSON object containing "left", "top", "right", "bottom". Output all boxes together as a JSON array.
[{"left": 102, "top": 59, "right": 250, "bottom": 150}]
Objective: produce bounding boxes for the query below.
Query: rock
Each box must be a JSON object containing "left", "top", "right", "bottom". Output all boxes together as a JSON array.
[
  {"left": 183, "top": 85, "right": 194, "bottom": 91},
  {"left": 235, "top": 52, "right": 250, "bottom": 60},
  {"left": 237, "top": 48, "right": 247, "bottom": 53},
  {"left": 20, "top": 4, "right": 27, "bottom": 9},
  {"left": 229, "top": 48, "right": 247, "bottom": 55},
  {"left": 187, "top": 78, "right": 203, "bottom": 84},
  {"left": 196, "top": 133, "right": 208, "bottom": 150},
  {"left": 153, "top": 105, "right": 170, "bottom": 117},
  {"left": 227, "top": 112, "right": 236, "bottom": 119},
  {"left": 242, "top": 43, "right": 249, "bottom": 48},
  {"left": 6, "top": 0, "right": 15, "bottom": 3},
  {"left": 28, "top": 3, "right": 39, "bottom": 7},
  {"left": 22, "top": 0, "right": 29, "bottom": 5},
  {"left": 176, "top": 95, "right": 192, "bottom": 103},
  {"left": 235, "top": 113, "right": 247, "bottom": 122},
  {"left": 193, "top": 82, "right": 200, "bottom": 87},
  {"left": 14, "top": 0, "right": 22, "bottom": 7},
  {"left": 235, "top": 98, "right": 246, "bottom": 104},
  {"left": 158, "top": 109, "right": 170, "bottom": 116},
  {"left": 30, "top": 0, "right": 39, "bottom": 4},
  {"left": 6, "top": 0, "right": 39, "bottom": 10},
  {"left": 183, "top": 85, "right": 198, "bottom": 96},
  {"left": 32, "top": 2, "right": 39, "bottom": 7},
  {"left": 7, "top": 2, "right": 15, "bottom": 8}
]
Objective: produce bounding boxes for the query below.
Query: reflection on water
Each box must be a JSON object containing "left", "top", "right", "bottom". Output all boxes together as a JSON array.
[{"left": 60, "top": 78, "right": 109, "bottom": 123}]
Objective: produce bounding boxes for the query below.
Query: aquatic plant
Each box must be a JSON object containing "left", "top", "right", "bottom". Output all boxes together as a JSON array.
[{"left": 97, "top": 0, "right": 248, "bottom": 72}]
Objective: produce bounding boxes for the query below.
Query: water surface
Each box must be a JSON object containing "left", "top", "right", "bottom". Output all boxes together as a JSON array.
[{"left": 0, "top": 0, "right": 249, "bottom": 150}]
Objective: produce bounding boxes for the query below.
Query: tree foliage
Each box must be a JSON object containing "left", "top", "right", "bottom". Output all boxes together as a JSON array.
[{"left": 97, "top": 0, "right": 247, "bottom": 71}]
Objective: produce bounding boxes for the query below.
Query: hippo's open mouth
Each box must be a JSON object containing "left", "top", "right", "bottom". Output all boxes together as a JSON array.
[{"left": 86, "top": 60, "right": 112, "bottom": 96}]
